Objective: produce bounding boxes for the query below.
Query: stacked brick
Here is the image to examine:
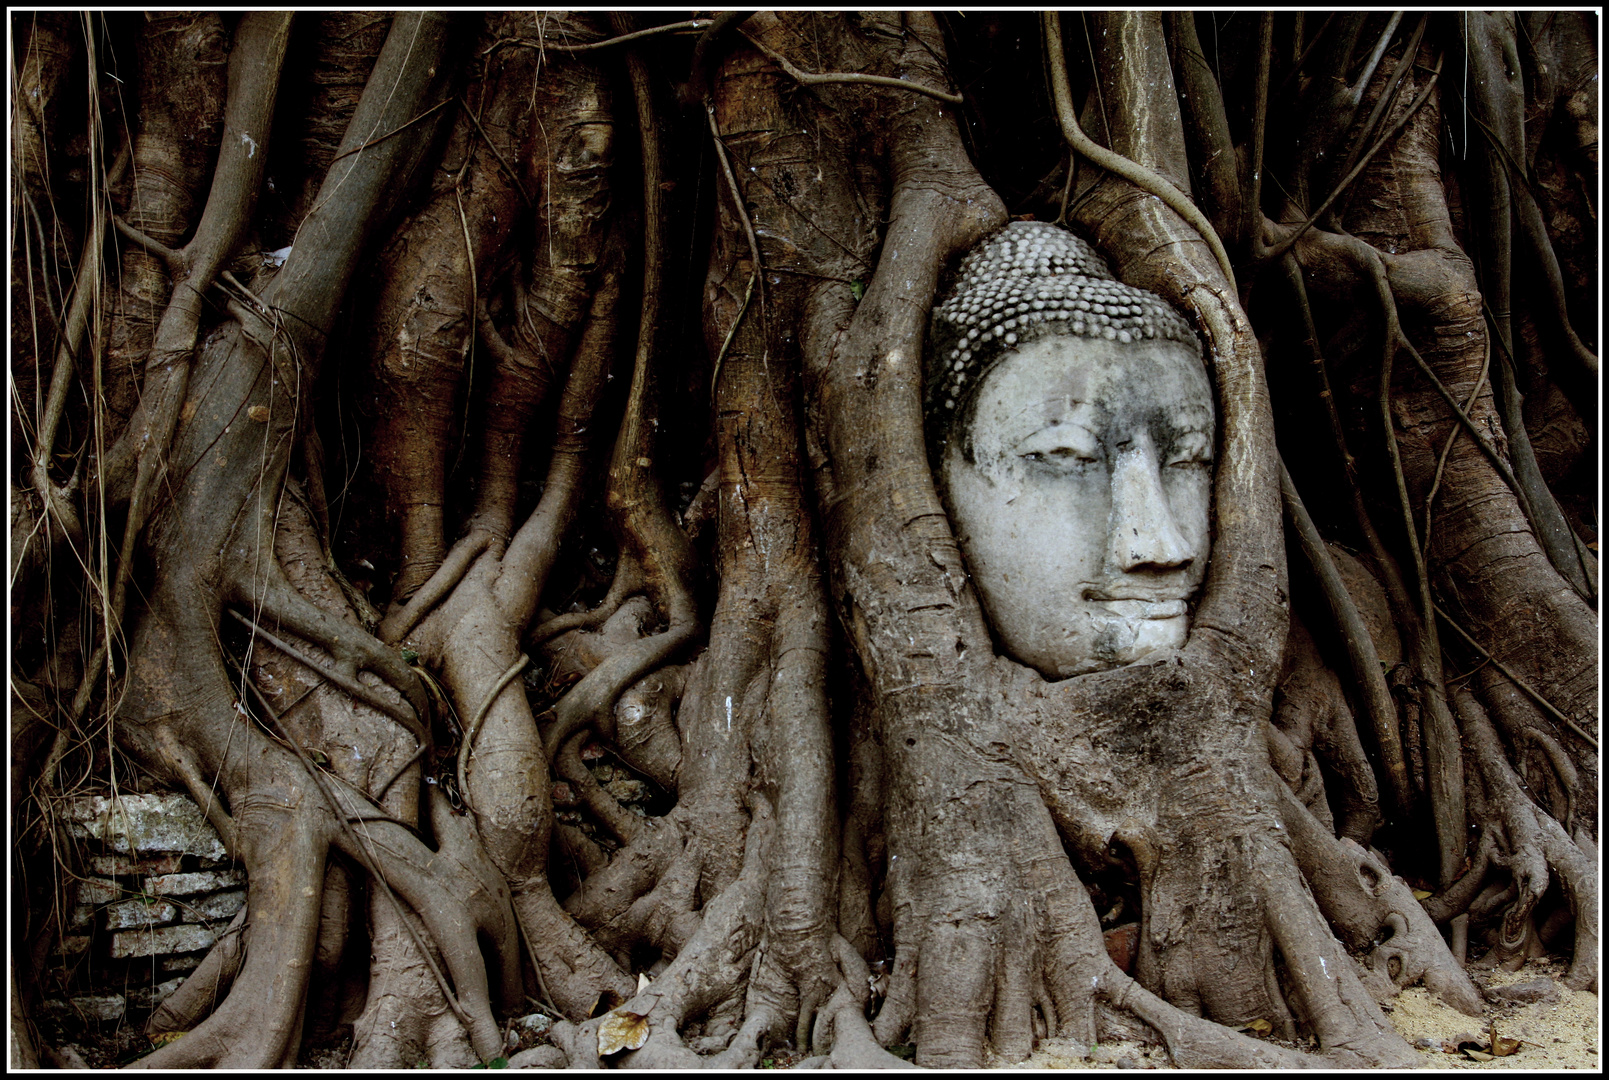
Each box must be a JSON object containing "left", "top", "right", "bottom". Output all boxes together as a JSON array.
[{"left": 43, "top": 792, "right": 245, "bottom": 1026}]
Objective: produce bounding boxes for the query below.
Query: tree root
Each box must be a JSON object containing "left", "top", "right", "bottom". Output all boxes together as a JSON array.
[
  {"left": 542, "top": 619, "right": 698, "bottom": 760},
  {"left": 1274, "top": 777, "right": 1482, "bottom": 1015},
  {"left": 1457, "top": 686, "right": 1598, "bottom": 991},
  {"left": 509, "top": 881, "right": 636, "bottom": 1021},
  {"left": 133, "top": 802, "right": 328, "bottom": 1068},
  {"left": 229, "top": 569, "right": 426, "bottom": 739},
  {"left": 378, "top": 529, "right": 496, "bottom": 645},
  {"left": 145, "top": 906, "right": 249, "bottom": 1038}
]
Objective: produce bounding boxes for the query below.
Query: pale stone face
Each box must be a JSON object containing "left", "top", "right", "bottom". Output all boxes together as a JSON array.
[{"left": 940, "top": 335, "right": 1214, "bottom": 678}]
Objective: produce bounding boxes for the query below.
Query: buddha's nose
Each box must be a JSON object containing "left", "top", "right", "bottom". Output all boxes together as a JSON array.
[{"left": 1108, "top": 435, "right": 1193, "bottom": 572}]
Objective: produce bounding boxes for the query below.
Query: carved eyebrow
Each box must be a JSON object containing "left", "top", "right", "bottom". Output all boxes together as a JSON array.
[
  {"left": 1169, "top": 401, "right": 1214, "bottom": 424},
  {"left": 1015, "top": 420, "right": 1100, "bottom": 452}
]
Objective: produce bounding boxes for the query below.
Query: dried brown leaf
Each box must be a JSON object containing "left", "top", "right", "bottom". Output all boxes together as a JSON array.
[
  {"left": 1491, "top": 1036, "right": 1522, "bottom": 1057},
  {"left": 597, "top": 1009, "right": 652, "bottom": 1056}
]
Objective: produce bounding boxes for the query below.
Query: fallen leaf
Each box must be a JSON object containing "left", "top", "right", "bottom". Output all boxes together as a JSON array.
[
  {"left": 248, "top": 405, "right": 271, "bottom": 422},
  {"left": 1463, "top": 1048, "right": 1495, "bottom": 1061},
  {"left": 1412, "top": 889, "right": 1433, "bottom": 900},
  {"left": 150, "top": 1031, "right": 186, "bottom": 1047},
  {"left": 597, "top": 1009, "right": 652, "bottom": 1056},
  {"left": 1491, "top": 1036, "right": 1521, "bottom": 1057},
  {"left": 637, "top": 972, "right": 653, "bottom": 994},
  {"left": 1239, "top": 1018, "right": 1273, "bottom": 1038}
]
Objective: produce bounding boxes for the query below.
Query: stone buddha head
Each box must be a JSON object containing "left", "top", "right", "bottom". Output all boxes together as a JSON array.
[{"left": 926, "top": 221, "right": 1215, "bottom": 679}]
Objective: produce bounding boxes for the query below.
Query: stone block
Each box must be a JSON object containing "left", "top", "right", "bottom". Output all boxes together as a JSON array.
[
  {"left": 127, "top": 978, "right": 185, "bottom": 1011},
  {"left": 70, "top": 994, "right": 126, "bottom": 1022},
  {"left": 67, "top": 905, "right": 95, "bottom": 932},
  {"left": 110, "top": 923, "right": 216, "bottom": 959},
  {"left": 146, "top": 870, "right": 245, "bottom": 896},
  {"left": 73, "top": 877, "right": 123, "bottom": 906},
  {"left": 36, "top": 999, "right": 73, "bottom": 1023},
  {"left": 104, "top": 897, "right": 178, "bottom": 930},
  {"left": 160, "top": 953, "right": 204, "bottom": 975},
  {"left": 63, "top": 793, "right": 227, "bottom": 860},
  {"left": 179, "top": 889, "right": 246, "bottom": 923},
  {"left": 87, "top": 854, "right": 183, "bottom": 877}
]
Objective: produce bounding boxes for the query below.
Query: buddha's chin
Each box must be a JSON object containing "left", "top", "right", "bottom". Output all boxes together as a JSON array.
[
  {"left": 1001, "top": 613, "right": 1191, "bottom": 680},
  {"left": 1081, "top": 613, "right": 1189, "bottom": 673}
]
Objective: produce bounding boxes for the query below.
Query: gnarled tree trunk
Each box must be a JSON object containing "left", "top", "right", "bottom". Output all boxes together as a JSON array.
[{"left": 10, "top": 9, "right": 1596, "bottom": 1070}]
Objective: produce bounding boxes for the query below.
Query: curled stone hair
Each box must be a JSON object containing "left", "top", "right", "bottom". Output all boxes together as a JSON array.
[{"left": 924, "top": 220, "right": 1201, "bottom": 459}]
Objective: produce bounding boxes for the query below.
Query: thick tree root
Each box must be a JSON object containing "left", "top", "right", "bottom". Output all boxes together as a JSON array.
[
  {"left": 1275, "top": 780, "right": 1482, "bottom": 1015},
  {"left": 133, "top": 803, "right": 328, "bottom": 1068},
  {"left": 145, "top": 906, "right": 249, "bottom": 1038},
  {"left": 1458, "top": 687, "right": 1598, "bottom": 991}
]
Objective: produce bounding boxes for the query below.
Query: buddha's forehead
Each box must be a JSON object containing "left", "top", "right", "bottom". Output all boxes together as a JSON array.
[{"left": 974, "top": 336, "right": 1213, "bottom": 435}]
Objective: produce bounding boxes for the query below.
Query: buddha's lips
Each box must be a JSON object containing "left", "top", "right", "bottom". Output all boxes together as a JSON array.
[{"left": 1083, "top": 591, "right": 1189, "bottom": 619}]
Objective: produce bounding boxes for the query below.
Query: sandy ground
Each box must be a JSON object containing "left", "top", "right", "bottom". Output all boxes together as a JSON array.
[{"left": 989, "top": 954, "right": 1599, "bottom": 1070}]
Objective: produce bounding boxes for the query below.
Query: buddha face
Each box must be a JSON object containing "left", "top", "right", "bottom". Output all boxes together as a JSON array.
[{"left": 940, "top": 334, "right": 1214, "bottom": 678}]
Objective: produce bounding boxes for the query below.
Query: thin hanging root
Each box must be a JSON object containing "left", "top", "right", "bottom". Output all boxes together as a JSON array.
[
  {"left": 1422, "top": 341, "right": 1490, "bottom": 558},
  {"left": 379, "top": 530, "right": 495, "bottom": 644},
  {"left": 1044, "top": 12, "right": 1235, "bottom": 292},
  {"left": 233, "top": 672, "right": 485, "bottom": 1052},
  {"left": 1325, "top": 16, "right": 1427, "bottom": 227},
  {"left": 1434, "top": 603, "right": 1595, "bottom": 749},
  {"left": 456, "top": 653, "right": 529, "bottom": 811},
  {"left": 1360, "top": 251, "right": 1466, "bottom": 889},
  {"left": 227, "top": 608, "right": 426, "bottom": 748},
  {"left": 1280, "top": 460, "right": 1411, "bottom": 815},
  {"left": 233, "top": 561, "right": 431, "bottom": 726},
  {"left": 154, "top": 727, "right": 238, "bottom": 852},
  {"left": 1257, "top": 55, "right": 1443, "bottom": 267},
  {"left": 30, "top": 145, "right": 131, "bottom": 553},
  {"left": 736, "top": 28, "right": 964, "bottom": 106}
]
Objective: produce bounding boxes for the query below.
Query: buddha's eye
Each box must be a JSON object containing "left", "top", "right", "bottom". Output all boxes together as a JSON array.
[
  {"left": 1016, "top": 423, "right": 1100, "bottom": 473},
  {"left": 1166, "top": 431, "right": 1213, "bottom": 469}
]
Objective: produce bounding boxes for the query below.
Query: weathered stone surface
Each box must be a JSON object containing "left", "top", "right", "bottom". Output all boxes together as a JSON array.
[
  {"left": 159, "top": 953, "right": 205, "bottom": 975},
  {"left": 67, "top": 905, "right": 95, "bottom": 932},
  {"left": 73, "top": 877, "right": 123, "bottom": 906},
  {"left": 178, "top": 889, "right": 245, "bottom": 922},
  {"left": 87, "top": 854, "right": 183, "bottom": 877},
  {"left": 146, "top": 870, "right": 245, "bottom": 896},
  {"left": 63, "top": 794, "right": 227, "bottom": 860},
  {"left": 69, "top": 995, "right": 126, "bottom": 1022},
  {"left": 36, "top": 999, "right": 73, "bottom": 1023},
  {"left": 127, "top": 978, "right": 185, "bottom": 1011},
  {"left": 110, "top": 923, "right": 216, "bottom": 958},
  {"left": 104, "top": 898, "right": 179, "bottom": 930}
]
